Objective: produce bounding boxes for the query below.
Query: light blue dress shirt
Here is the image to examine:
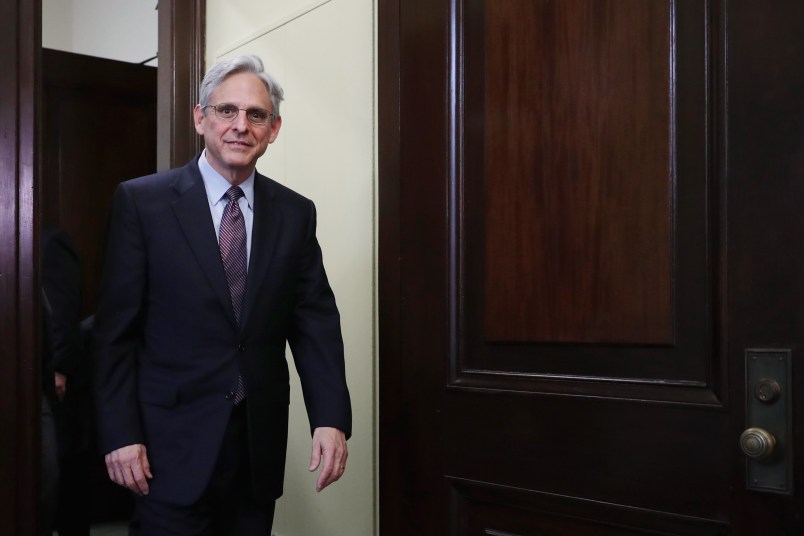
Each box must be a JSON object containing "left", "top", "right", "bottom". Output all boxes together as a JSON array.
[{"left": 198, "top": 150, "right": 255, "bottom": 267}]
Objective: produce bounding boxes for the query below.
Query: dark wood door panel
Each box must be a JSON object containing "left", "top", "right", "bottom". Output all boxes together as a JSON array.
[
  {"left": 476, "top": 0, "right": 673, "bottom": 345},
  {"left": 444, "top": 392, "right": 729, "bottom": 519},
  {"left": 459, "top": 0, "right": 715, "bottom": 401},
  {"left": 451, "top": 480, "right": 728, "bottom": 536}
]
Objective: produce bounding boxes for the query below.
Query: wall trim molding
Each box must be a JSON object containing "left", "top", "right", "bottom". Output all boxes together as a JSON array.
[
  {"left": 213, "top": 0, "right": 333, "bottom": 59},
  {"left": 157, "top": 0, "right": 206, "bottom": 170},
  {"left": 0, "top": 0, "right": 39, "bottom": 532}
]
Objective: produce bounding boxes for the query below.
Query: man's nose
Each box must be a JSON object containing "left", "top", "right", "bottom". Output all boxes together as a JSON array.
[{"left": 231, "top": 110, "right": 250, "bottom": 131}]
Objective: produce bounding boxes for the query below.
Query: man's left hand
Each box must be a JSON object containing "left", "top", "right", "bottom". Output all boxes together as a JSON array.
[{"left": 309, "top": 427, "right": 348, "bottom": 492}]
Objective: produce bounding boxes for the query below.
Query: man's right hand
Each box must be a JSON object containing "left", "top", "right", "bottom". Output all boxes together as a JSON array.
[
  {"left": 105, "top": 443, "right": 153, "bottom": 495},
  {"left": 54, "top": 372, "right": 67, "bottom": 401}
]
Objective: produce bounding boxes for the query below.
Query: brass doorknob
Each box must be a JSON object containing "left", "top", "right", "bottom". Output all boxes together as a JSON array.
[{"left": 739, "top": 427, "right": 776, "bottom": 459}]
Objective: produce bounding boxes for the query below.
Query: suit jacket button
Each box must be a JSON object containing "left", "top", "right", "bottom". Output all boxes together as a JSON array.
[
  {"left": 238, "top": 343, "right": 245, "bottom": 352},
  {"left": 225, "top": 391, "right": 234, "bottom": 400}
]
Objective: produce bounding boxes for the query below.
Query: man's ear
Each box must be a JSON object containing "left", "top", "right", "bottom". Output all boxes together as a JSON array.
[
  {"left": 193, "top": 105, "right": 205, "bottom": 135},
  {"left": 267, "top": 116, "right": 282, "bottom": 144}
]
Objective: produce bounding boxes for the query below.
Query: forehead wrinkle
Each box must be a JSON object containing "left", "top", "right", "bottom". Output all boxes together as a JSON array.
[{"left": 209, "top": 73, "right": 272, "bottom": 112}]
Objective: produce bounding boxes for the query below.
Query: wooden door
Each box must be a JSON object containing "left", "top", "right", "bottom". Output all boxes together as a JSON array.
[
  {"left": 42, "top": 49, "right": 157, "bottom": 316},
  {"left": 379, "top": 1, "right": 804, "bottom": 534}
]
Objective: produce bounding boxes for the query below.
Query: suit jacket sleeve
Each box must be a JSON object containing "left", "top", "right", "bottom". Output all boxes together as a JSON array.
[
  {"left": 287, "top": 200, "right": 352, "bottom": 438},
  {"left": 93, "top": 183, "right": 148, "bottom": 454}
]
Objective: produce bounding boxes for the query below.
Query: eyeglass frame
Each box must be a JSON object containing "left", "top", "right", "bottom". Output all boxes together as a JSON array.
[{"left": 201, "top": 103, "right": 276, "bottom": 126}]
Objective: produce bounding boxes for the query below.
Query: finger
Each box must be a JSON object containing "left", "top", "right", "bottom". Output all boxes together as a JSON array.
[
  {"left": 112, "top": 463, "right": 127, "bottom": 488},
  {"left": 121, "top": 465, "right": 135, "bottom": 492},
  {"left": 131, "top": 464, "right": 150, "bottom": 495},
  {"left": 316, "top": 457, "right": 331, "bottom": 491},
  {"left": 335, "top": 450, "right": 347, "bottom": 476},
  {"left": 104, "top": 455, "right": 118, "bottom": 483},
  {"left": 317, "top": 466, "right": 343, "bottom": 492},
  {"left": 316, "top": 450, "right": 339, "bottom": 492},
  {"left": 309, "top": 445, "right": 323, "bottom": 471},
  {"left": 138, "top": 448, "right": 154, "bottom": 480},
  {"left": 316, "top": 470, "right": 332, "bottom": 492},
  {"left": 320, "top": 444, "right": 349, "bottom": 491},
  {"left": 119, "top": 460, "right": 145, "bottom": 494},
  {"left": 330, "top": 442, "right": 346, "bottom": 471},
  {"left": 107, "top": 453, "right": 126, "bottom": 487},
  {"left": 340, "top": 448, "right": 349, "bottom": 471}
]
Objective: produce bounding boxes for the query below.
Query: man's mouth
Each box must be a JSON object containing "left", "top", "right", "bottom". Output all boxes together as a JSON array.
[{"left": 225, "top": 140, "right": 252, "bottom": 147}]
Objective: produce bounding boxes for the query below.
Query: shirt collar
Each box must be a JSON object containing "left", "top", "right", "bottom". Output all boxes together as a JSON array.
[{"left": 198, "top": 150, "right": 255, "bottom": 209}]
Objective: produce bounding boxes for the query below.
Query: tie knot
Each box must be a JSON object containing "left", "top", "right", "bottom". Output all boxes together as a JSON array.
[{"left": 225, "top": 186, "right": 245, "bottom": 203}]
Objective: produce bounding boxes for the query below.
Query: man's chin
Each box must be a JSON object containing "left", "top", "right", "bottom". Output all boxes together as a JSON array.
[{"left": 222, "top": 154, "right": 257, "bottom": 169}]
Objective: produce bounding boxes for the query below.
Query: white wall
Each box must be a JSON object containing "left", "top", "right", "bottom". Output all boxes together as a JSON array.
[
  {"left": 206, "top": 1, "right": 375, "bottom": 535},
  {"left": 42, "top": 0, "right": 158, "bottom": 65}
]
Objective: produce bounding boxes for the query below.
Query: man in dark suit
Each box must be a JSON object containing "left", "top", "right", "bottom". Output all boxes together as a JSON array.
[{"left": 93, "top": 55, "right": 352, "bottom": 534}]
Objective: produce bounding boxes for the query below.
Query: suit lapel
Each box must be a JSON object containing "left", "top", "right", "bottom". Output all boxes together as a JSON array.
[
  {"left": 170, "top": 160, "right": 239, "bottom": 329},
  {"left": 241, "top": 173, "right": 283, "bottom": 330}
]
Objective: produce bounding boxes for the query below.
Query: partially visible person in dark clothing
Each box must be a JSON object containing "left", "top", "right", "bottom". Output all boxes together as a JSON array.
[
  {"left": 40, "top": 285, "right": 60, "bottom": 536},
  {"left": 41, "top": 227, "right": 93, "bottom": 536}
]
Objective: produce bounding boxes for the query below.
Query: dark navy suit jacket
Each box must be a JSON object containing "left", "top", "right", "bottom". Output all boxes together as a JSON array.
[{"left": 93, "top": 157, "right": 351, "bottom": 505}]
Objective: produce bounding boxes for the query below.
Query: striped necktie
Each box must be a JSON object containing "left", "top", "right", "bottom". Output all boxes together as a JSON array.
[{"left": 219, "top": 185, "right": 247, "bottom": 404}]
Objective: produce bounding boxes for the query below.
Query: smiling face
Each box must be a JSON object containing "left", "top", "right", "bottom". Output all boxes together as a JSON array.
[{"left": 193, "top": 72, "right": 282, "bottom": 185}]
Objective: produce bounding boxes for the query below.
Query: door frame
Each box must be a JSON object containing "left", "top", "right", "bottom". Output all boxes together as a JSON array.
[{"left": 0, "top": 1, "right": 205, "bottom": 532}]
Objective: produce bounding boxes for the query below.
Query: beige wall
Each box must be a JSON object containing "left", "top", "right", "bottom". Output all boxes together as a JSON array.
[{"left": 206, "top": 1, "right": 376, "bottom": 535}]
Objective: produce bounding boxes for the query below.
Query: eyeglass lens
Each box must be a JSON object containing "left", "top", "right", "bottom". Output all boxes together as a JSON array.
[{"left": 209, "top": 104, "right": 272, "bottom": 125}]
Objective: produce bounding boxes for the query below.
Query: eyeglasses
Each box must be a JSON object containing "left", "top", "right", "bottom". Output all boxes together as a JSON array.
[{"left": 202, "top": 103, "right": 275, "bottom": 126}]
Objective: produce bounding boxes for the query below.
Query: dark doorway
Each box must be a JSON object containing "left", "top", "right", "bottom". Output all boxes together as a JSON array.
[
  {"left": 42, "top": 48, "right": 158, "bottom": 530},
  {"left": 379, "top": 1, "right": 804, "bottom": 534},
  {"left": 0, "top": 1, "right": 204, "bottom": 533}
]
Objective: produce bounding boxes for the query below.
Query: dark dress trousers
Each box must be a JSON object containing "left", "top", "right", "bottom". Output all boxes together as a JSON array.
[{"left": 94, "top": 157, "right": 352, "bottom": 506}]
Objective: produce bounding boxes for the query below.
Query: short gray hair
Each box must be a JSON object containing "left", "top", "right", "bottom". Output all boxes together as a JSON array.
[{"left": 199, "top": 55, "right": 284, "bottom": 117}]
